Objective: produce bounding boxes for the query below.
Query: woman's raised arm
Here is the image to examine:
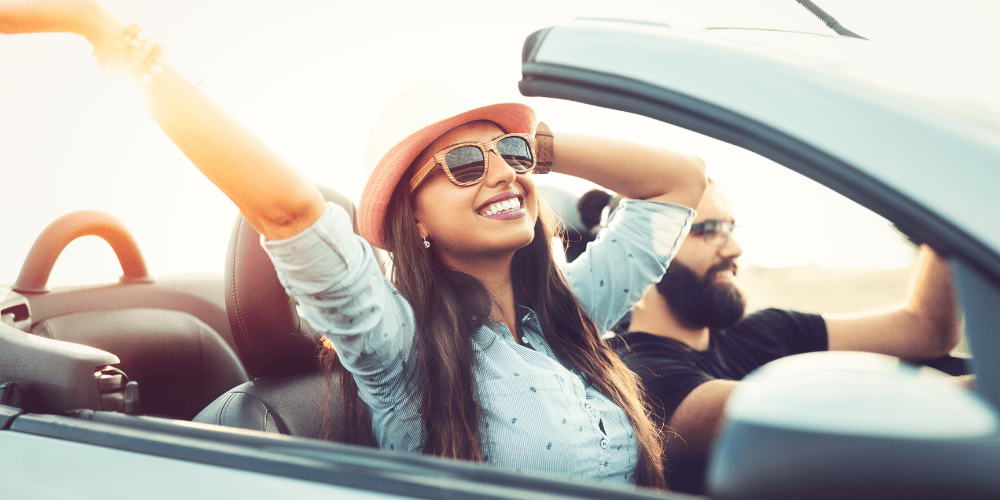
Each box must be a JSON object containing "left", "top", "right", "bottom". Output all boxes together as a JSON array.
[
  {"left": 1, "top": 0, "right": 326, "bottom": 240},
  {"left": 542, "top": 126, "right": 707, "bottom": 208}
]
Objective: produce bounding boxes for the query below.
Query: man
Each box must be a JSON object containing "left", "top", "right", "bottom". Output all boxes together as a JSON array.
[{"left": 610, "top": 181, "right": 961, "bottom": 493}]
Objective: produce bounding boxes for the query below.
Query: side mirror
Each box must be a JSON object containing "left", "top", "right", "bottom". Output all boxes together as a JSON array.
[{"left": 707, "top": 351, "right": 1000, "bottom": 500}]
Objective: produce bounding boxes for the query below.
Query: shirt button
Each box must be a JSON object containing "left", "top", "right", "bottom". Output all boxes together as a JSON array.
[
  {"left": 584, "top": 403, "right": 594, "bottom": 412},
  {"left": 600, "top": 439, "right": 610, "bottom": 449}
]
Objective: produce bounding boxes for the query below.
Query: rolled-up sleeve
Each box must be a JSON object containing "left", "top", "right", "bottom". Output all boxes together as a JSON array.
[
  {"left": 563, "top": 199, "right": 695, "bottom": 331},
  {"left": 262, "top": 203, "right": 417, "bottom": 406}
]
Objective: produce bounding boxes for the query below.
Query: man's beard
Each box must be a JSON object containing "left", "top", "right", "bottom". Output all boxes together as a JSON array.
[{"left": 656, "top": 259, "right": 747, "bottom": 330}]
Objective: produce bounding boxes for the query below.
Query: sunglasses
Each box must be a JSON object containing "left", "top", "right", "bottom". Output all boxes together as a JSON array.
[{"left": 409, "top": 133, "right": 535, "bottom": 191}]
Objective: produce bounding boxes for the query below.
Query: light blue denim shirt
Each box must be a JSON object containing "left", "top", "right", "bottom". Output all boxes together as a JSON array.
[{"left": 263, "top": 198, "right": 693, "bottom": 485}]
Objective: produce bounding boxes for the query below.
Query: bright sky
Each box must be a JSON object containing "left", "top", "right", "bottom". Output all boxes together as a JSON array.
[{"left": 3, "top": 0, "right": 998, "bottom": 286}]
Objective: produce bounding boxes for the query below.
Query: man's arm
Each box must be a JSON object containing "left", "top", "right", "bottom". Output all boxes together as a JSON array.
[
  {"left": 663, "top": 379, "right": 738, "bottom": 461},
  {"left": 665, "top": 249, "right": 960, "bottom": 462},
  {"left": 825, "top": 246, "right": 960, "bottom": 360}
]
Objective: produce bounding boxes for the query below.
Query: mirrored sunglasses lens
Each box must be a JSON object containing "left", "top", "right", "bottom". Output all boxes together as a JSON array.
[
  {"left": 497, "top": 136, "right": 533, "bottom": 170},
  {"left": 444, "top": 146, "right": 486, "bottom": 184}
]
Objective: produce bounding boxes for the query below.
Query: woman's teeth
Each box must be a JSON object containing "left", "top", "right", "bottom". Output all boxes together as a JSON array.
[{"left": 482, "top": 198, "right": 521, "bottom": 216}]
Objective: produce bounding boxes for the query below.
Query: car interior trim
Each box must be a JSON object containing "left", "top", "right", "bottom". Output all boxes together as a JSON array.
[
  {"left": 0, "top": 321, "right": 120, "bottom": 413},
  {"left": 0, "top": 404, "right": 22, "bottom": 430}
]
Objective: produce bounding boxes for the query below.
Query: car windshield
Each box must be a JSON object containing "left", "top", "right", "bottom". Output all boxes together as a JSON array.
[{"left": 2, "top": 0, "right": 997, "bottom": 289}]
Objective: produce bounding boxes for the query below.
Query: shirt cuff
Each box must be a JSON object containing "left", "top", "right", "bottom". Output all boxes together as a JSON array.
[{"left": 609, "top": 199, "right": 696, "bottom": 256}]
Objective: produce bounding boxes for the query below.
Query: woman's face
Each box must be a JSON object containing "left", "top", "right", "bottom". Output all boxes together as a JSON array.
[{"left": 412, "top": 120, "right": 538, "bottom": 268}]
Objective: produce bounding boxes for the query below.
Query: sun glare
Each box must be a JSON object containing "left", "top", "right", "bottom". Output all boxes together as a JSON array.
[{"left": 5, "top": 0, "right": 993, "bottom": 286}]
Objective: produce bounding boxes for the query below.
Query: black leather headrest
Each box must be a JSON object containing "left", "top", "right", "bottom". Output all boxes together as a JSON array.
[{"left": 225, "top": 186, "right": 359, "bottom": 378}]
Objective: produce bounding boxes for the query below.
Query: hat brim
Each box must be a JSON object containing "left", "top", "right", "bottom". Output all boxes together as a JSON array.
[{"left": 358, "top": 102, "right": 536, "bottom": 249}]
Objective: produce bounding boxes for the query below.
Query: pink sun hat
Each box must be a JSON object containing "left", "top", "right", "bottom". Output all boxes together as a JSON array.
[{"left": 359, "top": 82, "right": 536, "bottom": 249}]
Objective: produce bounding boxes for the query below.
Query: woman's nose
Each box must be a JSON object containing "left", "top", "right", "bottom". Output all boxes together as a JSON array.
[{"left": 484, "top": 150, "right": 517, "bottom": 186}]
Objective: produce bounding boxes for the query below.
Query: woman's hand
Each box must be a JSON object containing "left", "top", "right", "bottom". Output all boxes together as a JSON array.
[
  {"left": 2, "top": 0, "right": 323, "bottom": 242},
  {"left": 0, "top": 0, "right": 123, "bottom": 47}
]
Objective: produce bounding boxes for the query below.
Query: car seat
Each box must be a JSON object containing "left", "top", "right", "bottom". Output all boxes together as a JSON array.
[
  {"left": 12, "top": 208, "right": 249, "bottom": 420},
  {"left": 31, "top": 308, "right": 248, "bottom": 419},
  {"left": 192, "top": 186, "right": 377, "bottom": 444}
]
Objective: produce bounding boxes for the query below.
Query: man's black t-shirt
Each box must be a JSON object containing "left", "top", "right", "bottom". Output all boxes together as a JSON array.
[
  {"left": 610, "top": 308, "right": 828, "bottom": 493},
  {"left": 612, "top": 308, "right": 828, "bottom": 425}
]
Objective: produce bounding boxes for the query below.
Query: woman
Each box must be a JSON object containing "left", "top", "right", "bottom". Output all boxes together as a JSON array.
[{"left": 1, "top": 0, "right": 706, "bottom": 488}]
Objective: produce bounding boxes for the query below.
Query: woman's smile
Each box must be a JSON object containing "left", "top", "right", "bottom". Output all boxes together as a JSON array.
[{"left": 477, "top": 192, "right": 525, "bottom": 220}]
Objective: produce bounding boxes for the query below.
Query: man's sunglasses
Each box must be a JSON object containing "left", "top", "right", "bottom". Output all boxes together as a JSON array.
[
  {"left": 409, "top": 133, "right": 535, "bottom": 191},
  {"left": 690, "top": 220, "right": 737, "bottom": 247}
]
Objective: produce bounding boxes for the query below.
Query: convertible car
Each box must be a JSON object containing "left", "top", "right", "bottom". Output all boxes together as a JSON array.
[{"left": 3, "top": 16, "right": 1000, "bottom": 500}]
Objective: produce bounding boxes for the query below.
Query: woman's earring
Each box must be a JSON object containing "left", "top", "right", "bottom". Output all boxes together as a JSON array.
[{"left": 423, "top": 236, "right": 431, "bottom": 249}]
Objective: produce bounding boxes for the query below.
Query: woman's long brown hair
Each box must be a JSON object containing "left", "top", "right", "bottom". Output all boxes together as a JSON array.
[{"left": 320, "top": 133, "right": 666, "bottom": 489}]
